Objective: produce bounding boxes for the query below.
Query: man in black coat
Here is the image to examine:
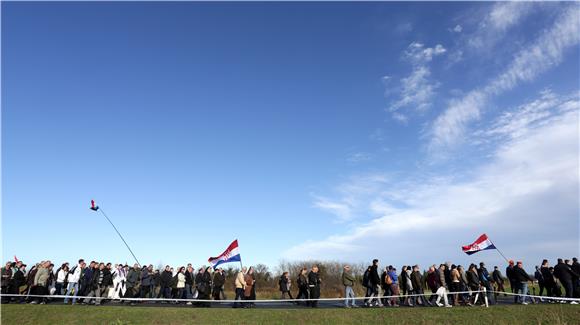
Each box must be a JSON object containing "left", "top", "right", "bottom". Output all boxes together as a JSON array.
[
  {"left": 158, "top": 266, "right": 172, "bottom": 300},
  {"left": 307, "top": 265, "right": 321, "bottom": 308},
  {"left": 212, "top": 268, "right": 226, "bottom": 300},
  {"left": 554, "top": 259, "right": 579, "bottom": 301},
  {"left": 368, "top": 259, "right": 382, "bottom": 307},
  {"left": 572, "top": 258, "right": 580, "bottom": 298},
  {"left": 506, "top": 260, "right": 517, "bottom": 303},
  {"left": 540, "top": 260, "right": 554, "bottom": 297}
]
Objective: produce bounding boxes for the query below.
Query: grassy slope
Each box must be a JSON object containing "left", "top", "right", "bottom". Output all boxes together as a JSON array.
[{"left": 2, "top": 304, "right": 580, "bottom": 325}]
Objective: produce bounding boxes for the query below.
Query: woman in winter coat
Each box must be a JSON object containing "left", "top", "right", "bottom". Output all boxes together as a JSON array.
[
  {"left": 176, "top": 267, "right": 186, "bottom": 303},
  {"left": 244, "top": 267, "right": 255, "bottom": 307},
  {"left": 296, "top": 268, "right": 309, "bottom": 305}
]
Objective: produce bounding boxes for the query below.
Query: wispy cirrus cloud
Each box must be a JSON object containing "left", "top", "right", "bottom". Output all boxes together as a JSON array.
[
  {"left": 386, "top": 42, "right": 446, "bottom": 121},
  {"left": 429, "top": 5, "right": 580, "bottom": 154},
  {"left": 311, "top": 173, "right": 389, "bottom": 223},
  {"left": 467, "top": 2, "right": 535, "bottom": 50}
]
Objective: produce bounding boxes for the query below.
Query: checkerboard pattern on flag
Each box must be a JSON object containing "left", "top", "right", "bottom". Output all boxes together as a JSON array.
[
  {"left": 462, "top": 233, "right": 496, "bottom": 255},
  {"left": 208, "top": 239, "right": 241, "bottom": 268}
]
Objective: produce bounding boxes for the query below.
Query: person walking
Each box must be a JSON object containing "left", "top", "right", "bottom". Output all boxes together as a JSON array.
[
  {"left": 212, "top": 268, "right": 226, "bottom": 301},
  {"left": 233, "top": 267, "right": 247, "bottom": 308},
  {"left": 387, "top": 266, "right": 400, "bottom": 307},
  {"left": 554, "top": 258, "right": 579, "bottom": 303},
  {"left": 492, "top": 266, "right": 506, "bottom": 300},
  {"left": 31, "top": 261, "right": 51, "bottom": 305},
  {"left": 243, "top": 267, "right": 255, "bottom": 308},
  {"left": 296, "top": 267, "right": 309, "bottom": 306},
  {"left": 279, "top": 271, "right": 294, "bottom": 300},
  {"left": 342, "top": 265, "right": 357, "bottom": 308},
  {"left": 158, "top": 265, "right": 172, "bottom": 300},
  {"left": 308, "top": 265, "right": 321, "bottom": 308},
  {"left": 513, "top": 261, "right": 533, "bottom": 305},
  {"left": 64, "top": 259, "right": 84, "bottom": 305},
  {"left": 176, "top": 267, "right": 186, "bottom": 303}
]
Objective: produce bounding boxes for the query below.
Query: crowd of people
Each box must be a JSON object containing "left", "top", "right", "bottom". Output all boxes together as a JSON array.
[{"left": 1, "top": 257, "right": 579, "bottom": 308}]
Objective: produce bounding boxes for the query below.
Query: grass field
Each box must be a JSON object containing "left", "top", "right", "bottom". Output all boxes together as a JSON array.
[{"left": 2, "top": 304, "right": 580, "bottom": 324}]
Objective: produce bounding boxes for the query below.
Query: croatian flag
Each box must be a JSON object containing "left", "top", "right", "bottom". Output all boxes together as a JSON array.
[
  {"left": 90, "top": 200, "right": 99, "bottom": 211},
  {"left": 208, "top": 239, "right": 241, "bottom": 268},
  {"left": 462, "top": 234, "right": 496, "bottom": 255}
]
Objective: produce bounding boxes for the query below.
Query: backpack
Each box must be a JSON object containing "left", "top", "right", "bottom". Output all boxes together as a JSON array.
[{"left": 385, "top": 273, "right": 393, "bottom": 285}]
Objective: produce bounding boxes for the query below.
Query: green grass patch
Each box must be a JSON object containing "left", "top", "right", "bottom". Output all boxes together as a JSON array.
[{"left": 2, "top": 304, "right": 579, "bottom": 324}]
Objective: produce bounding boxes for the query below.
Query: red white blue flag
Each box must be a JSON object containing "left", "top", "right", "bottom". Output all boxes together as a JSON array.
[
  {"left": 208, "top": 239, "right": 241, "bottom": 268},
  {"left": 462, "top": 234, "right": 496, "bottom": 255}
]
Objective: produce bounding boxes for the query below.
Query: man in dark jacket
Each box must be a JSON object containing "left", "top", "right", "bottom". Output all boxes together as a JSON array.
[
  {"left": 158, "top": 266, "right": 172, "bottom": 300},
  {"left": 308, "top": 265, "right": 321, "bottom": 308},
  {"left": 140, "top": 265, "right": 151, "bottom": 299},
  {"left": 513, "top": 261, "right": 533, "bottom": 304},
  {"left": 83, "top": 263, "right": 109, "bottom": 305},
  {"left": 492, "top": 266, "right": 506, "bottom": 298},
  {"left": 125, "top": 264, "right": 140, "bottom": 300},
  {"left": 572, "top": 258, "right": 580, "bottom": 298},
  {"left": 506, "top": 260, "right": 517, "bottom": 303},
  {"left": 362, "top": 266, "right": 371, "bottom": 304},
  {"left": 478, "top": 262, "right": 494, "bottom": 304},
  {"left": 80, "top": 262, "right": 96, "bottom": 297},
  {"left": 212, "top": 268, "right": 226, "bottom": 301},
  {"left": 367, "top": 259, "right": 382, "bottom": 307},
  {"left": 411, "top": 265, "right": 430, "bottom": 306},
  {"left": 554, "top": 258, "right": 579, "bottom": 301},
  {"left": 540, "top": 260, "right": 554, "bottom": 297}
]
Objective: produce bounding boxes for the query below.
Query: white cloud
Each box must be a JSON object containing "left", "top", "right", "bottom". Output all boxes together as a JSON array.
[
  {"left": 468, "top": 2, "right": 535, "bottom": 50},
  {"left": 312, "top": 197, "right": 353, "bottom": 222},
  {"left": 429, "top": 6, "right": 580, "bottom": 153},
  {"left": 386, "top": 43, "right": 446, "bottom": 120},
  {"left": 311, "top": 174, "right": 389, "bottom": 223},
  {"left": 404, "top": 42, "right": 447, "bottom": 63},
  {"left": 287, "top": 92, "right": 579, "bottom": 267},
  {"left": 487, "top": 2, "right": 533, "bottom": 31},
  {"left": 479, "top": 90, "right": 580, "bottom": 141},
  {"left": 450, "top": 24, "right": 463, "bottom": 33}
]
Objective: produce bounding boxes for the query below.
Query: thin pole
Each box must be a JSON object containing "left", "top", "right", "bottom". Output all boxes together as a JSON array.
[
  {"left": 491, "top": 240, "right": 510, "bottom": 264},
  {"left": 238, "top": 239, "right": 243, "bottom": 270},
  {"left": 98, "top": 208, "right": 141, "bottom": 267}
]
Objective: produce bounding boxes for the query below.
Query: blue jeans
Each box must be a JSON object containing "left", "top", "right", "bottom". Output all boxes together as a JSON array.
[
  {"left": 345, "top": 286, "right": 356, "bottom": 306},
  {"left": 185, "top": 284, "right": 193, "bottom": 299},
  {"left": 517, "top": 282, "right": 528, "bottom": 304},
  {"left": 64, "top": 282, "right": 79, "bottom": 304}
]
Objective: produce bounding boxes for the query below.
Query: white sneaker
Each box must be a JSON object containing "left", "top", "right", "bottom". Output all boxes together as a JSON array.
[
  {"left": 570, "top": 301, "right": 578, "bottom": 305},
  {"left": 522, "top": 302, "right": 529, "bottom": 305},
  {"left": 437, "top": 303, "right": 444, "bottom": 307},
  {"left": 445, "top": 304, "right": 453, "bottom": 308},
  {"left": 186, "top": 302, "right": 192, "bottom": 305}
]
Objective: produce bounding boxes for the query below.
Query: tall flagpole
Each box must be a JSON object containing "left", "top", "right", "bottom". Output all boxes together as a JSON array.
[
  {"left": 238, "top": 238, "right": 243, "bottom": 270},
  {"left": 490, "top": 239, "right": 510, "bottom": 264},
  {"left": 91, "top": 201, "right": 141, "bottom": 267}
]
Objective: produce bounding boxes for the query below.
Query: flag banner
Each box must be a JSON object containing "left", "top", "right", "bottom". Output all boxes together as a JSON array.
[
  {"left": 462, "top": 233, "right": 496, "bottom": 255},
  {"left": 90, "top": 200, "right": 99, "bottom": 211},
  {"left": 208, "top": 239, "right": 241, "bottom": 268}
]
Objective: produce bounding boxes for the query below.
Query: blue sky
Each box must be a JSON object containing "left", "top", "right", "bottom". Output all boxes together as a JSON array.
[{"left": 2, "top": 2, "right": 579, "bottom": 272}]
